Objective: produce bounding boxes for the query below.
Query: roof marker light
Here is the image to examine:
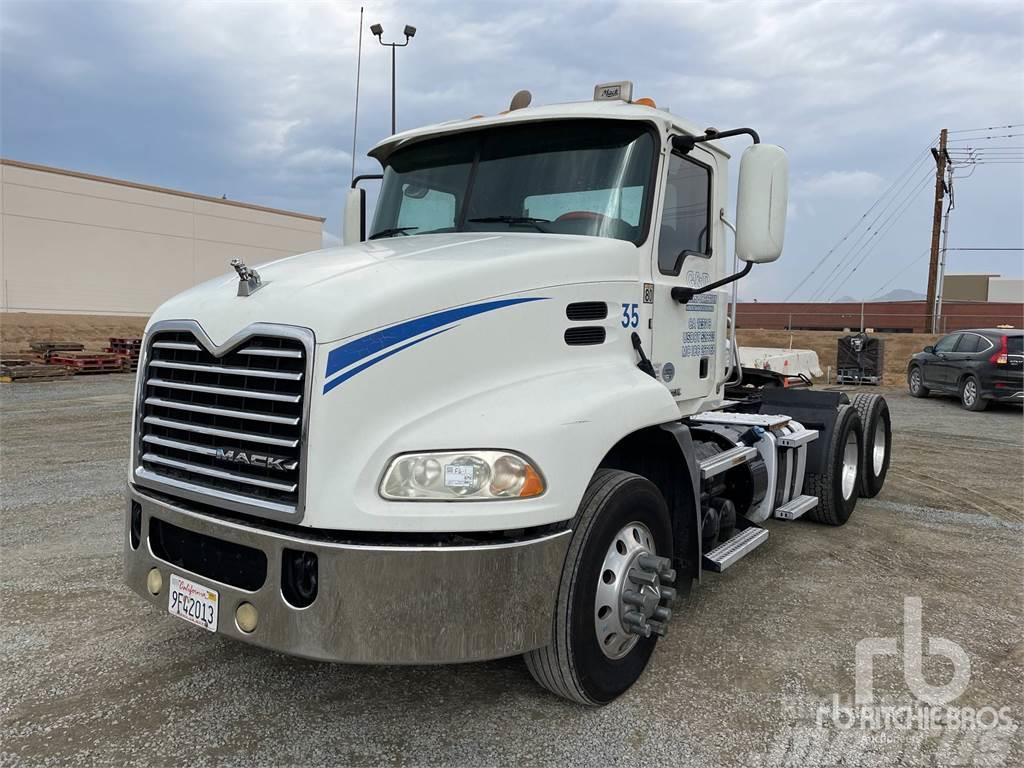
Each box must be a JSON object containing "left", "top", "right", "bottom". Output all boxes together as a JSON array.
[{"left": 594, "top": 81, "right": 633, "bottom": 102}]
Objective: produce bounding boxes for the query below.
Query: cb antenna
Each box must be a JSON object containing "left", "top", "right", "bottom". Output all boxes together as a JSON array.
[{"left": 349, "top": 6, "right": 364, "bottom": 186}]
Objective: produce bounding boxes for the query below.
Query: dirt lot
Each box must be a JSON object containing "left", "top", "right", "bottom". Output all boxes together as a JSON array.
[
  {"left": 0, "top": 312, "right": 147, "bottom": 354},
  {"left": 1, "top": 377, "right": 1022, "bottom": 767}
]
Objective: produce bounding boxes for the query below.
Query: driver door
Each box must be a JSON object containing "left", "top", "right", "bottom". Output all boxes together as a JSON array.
[
  {"left": 924, "top": 333, "right": 962, "bottom": 389},
  {"left": 650, "top": 149, "right": 718, "bottom": 406}
]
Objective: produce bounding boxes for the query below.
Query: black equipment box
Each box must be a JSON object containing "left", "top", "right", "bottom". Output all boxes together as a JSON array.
[{"left": 836, "top": 333, "right": 884, "bottom": 385}]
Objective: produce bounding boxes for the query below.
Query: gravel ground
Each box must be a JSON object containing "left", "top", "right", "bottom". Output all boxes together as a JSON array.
[{"left": 1, "top": 377, "right": 1021, "bottom": 767}]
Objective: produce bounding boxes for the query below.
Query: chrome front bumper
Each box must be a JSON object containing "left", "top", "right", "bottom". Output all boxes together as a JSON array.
[{"left": 124, "top": 486, "right": 572, "bottom": 664}]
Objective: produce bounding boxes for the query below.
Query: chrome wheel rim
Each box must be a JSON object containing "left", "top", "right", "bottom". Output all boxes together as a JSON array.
[
  {"left": 910, "top": 369, "right": 921, "bottom": 392},
  {"left": 964, "top": 379, "right": 977, "bottom": 405},
  {"left": 872, "top": 418, "right": 886, "bottom": 476},
  {"left": 841, "top": 432, "right": 859, "bottom": 500},
  {"left": 594, "top": 522, "right": 654, "bottom": 660}
]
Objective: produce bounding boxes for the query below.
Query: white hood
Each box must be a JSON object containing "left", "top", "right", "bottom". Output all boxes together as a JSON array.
[{"left": 149, "top": 233, "right": 640, "bottom": 345}]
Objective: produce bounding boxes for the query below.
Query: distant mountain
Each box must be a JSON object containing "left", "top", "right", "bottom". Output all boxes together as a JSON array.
[
  {"left": 870, "top": 289, "right": 926, "bottom": 302},
  {"left": 826, "top": 289, "right": 925, "bottom": 303}
]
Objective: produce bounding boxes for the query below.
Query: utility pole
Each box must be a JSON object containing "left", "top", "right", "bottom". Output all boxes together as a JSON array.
[
  {"left": 934, "top": 162, "right": 954, "bottom": 333},
  {"left": 925, "top": 129, "right": 949, "bottom": 334}
]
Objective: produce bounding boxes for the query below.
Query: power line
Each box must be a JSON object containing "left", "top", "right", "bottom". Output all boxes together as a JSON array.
[
  {"left": 804, "top": 161, "right": 936, "bottom": 301},
  {"left": 947, "top": 123, "right": 1022, "bottom": 134},
  {"left": 785, "top": 139, "right": 937, "bottom": 301},
  {"left": 814, "top": 168, "right": 935, "bottom": 302},
  {"left": 869, "top": 246, "right": 931, "bottom": 299},
  {"left": 946, "top": 247, "right": 1023, "bottom": 251},
  {"left": 808, "top": 165, "right": 935, "bottom": 301},
  {"left": 820, "top": 169, "right": 937, "bottom": 301},
  {"left": 947, "top": 133, "right": 1024, "bottom": 142}
]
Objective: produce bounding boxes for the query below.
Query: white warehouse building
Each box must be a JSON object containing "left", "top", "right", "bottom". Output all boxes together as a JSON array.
[{"left": 0, "top": 158, "right": 324, "bottom": 316}]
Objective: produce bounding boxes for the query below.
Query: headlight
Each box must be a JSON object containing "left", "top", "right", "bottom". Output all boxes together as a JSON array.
[{"left": 380, "top": 450, "right": 545, "bottom": 500}]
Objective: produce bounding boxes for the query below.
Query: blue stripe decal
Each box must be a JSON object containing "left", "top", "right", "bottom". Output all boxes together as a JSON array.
[
  {"left": 322, "top": 296, "right": 546, "bottom": 394},
  {"left": 322, "top": 328, "right": 452, "bottom": 395}
]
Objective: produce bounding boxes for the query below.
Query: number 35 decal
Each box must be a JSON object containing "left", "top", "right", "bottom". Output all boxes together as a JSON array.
[{"left": 621, "top": 303, "right": 639, "bottom": 328}]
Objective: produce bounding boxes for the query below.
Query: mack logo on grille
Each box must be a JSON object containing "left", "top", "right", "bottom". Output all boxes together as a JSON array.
[{"left": 215, "top": 448, "right": 298, "bottom": 472}]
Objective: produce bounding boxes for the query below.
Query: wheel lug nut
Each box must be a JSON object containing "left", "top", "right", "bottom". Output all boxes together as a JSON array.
[
  {"left": 622, "top": 589, "right": 645, "bottom": 608},
  {"left": 623, "top": 610, "right": 651, "bottom": 637},
  {"left": 648, "top": 619, "right": 668, "bottom": 637},
  {"left": 638, "top": 553, "right": 671, "bottom": 573},
  {"left": 658, "top": 585, "right": 677, "bottom": 603},
  {"left": 654, "top": 606, "right": 672, "bottom": 623}
]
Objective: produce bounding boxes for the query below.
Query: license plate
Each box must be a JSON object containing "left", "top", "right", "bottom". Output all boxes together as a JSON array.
[{"left": 168, "top": 573, "right": 219, "bottom": 632}]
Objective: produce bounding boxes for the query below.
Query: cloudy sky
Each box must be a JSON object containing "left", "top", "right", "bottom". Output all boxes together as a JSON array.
[{"left": 3, "top": 0, "right": 1022, "bottom": 300}]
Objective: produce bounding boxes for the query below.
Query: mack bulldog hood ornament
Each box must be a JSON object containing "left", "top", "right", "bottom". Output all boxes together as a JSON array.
[{"left": 230, "top": 258, "right": 263, "bottom": 296}]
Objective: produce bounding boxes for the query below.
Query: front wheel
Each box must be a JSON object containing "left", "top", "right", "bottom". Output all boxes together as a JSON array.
[
  {"left": 525, "top": 469, "right": 674, "bottom": 705},
  {"left": 960, "top": 375, "right": 988, "bottom": 411}
]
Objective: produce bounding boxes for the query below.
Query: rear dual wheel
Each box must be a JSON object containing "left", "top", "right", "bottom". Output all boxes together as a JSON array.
[
  {"left": 805, "top": 404, "right": 863, "bottom": 525},
  {"left": 525, "top": 469, "right": 674, "bottom": 705},
  {"left": 850, "top": 393, "right": 891, "bottom": 498}
]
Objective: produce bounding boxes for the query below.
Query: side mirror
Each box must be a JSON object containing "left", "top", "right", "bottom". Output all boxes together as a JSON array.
[
  {"left": 343, "top": 188, "right": 366, "bottom": 246},
  {"left": 735, "top": 144, "right": 788, "bottom": 263},
  {"left": 923, "top": 345, "right": 934, "bottom": 354}
]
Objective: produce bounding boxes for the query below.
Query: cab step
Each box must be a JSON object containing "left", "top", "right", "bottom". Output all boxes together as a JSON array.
[
  {"left": 699, "top": 445, "right": 758, "bottom": 480},
  {"left": 774, "top": 494, "right": 818, "bottom": 520},
  {"left": 702, "top": 526, "right": 768, "bottom": 572}
]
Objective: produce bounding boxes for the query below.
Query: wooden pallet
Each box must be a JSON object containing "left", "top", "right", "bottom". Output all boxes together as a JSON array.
[
  {"left": 47, "top": 352, "right": 126, "bottom": 374},
  {"left": 0, "top": 353, "right": 45, "bottom": 366},
  {"left": 29, "top": 341, "right": 85, "bottom": 354},
  {"left": 106, "top": 337, "right": 142, "bottom": 372},
  {"left": 108, "top": 336, "right": 142, "bottom": 347},
  {"left": 1, "top": 363, "right": 71, "bottom": 382}
]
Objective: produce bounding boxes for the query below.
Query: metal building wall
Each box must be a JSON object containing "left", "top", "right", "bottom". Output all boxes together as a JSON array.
[{"left": 0, "top": 159, "right": 324, "bottom": 315}]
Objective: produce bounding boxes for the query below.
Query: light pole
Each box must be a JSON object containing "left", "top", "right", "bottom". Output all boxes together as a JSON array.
[{"left": 370, "top": 23, "right": 415, "bottom": 135}]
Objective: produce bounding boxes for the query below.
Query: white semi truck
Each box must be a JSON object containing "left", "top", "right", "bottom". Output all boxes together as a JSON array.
[{"left": 124, "top": 82, "right": 892, "bottom": 705}]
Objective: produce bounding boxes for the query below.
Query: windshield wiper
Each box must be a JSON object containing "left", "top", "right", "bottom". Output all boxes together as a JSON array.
[
  {"left": 468, "top": 215, "right": 550, "bottom": 231},
  {"left": 368, "top": 226, "right": 418, "bottom": 240}
]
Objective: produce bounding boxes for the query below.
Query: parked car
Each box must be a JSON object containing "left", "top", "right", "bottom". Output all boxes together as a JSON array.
[{"left": 907, "top": 329, "right": 1023, "bottom": 410}]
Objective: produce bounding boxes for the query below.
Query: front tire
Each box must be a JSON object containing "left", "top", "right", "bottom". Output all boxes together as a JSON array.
[
  {"left": 805, "top": 404, "right": 863, "bottom": 526},
  {"left": 850, "top": 393, "right": 891, "bottom": 498},
  {"left": 908, "top": 365, "right": 929, "bottom": 397},
  {"left": 525, "top": 469, "right": 673, "bottom": 705},
  {"left": 960, "top": 375, "right": 988, "bottom": 411}
]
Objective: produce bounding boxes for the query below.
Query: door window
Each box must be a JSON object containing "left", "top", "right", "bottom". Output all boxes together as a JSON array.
[
  {"left": 658, "top": 154, "right": 711, "bottom": 275},
  {"left": 934, "top": 334, "right": 961, "bottom": 353}
]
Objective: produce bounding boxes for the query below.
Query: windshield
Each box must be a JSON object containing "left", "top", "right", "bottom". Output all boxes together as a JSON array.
[{"left": 369, "top": 119, "right": 657, "bottom": 244}]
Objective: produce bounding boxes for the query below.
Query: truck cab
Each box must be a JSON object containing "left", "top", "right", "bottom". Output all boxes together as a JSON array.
[{"left": 124, "top": 83, "right": 890, "bottom": 705}]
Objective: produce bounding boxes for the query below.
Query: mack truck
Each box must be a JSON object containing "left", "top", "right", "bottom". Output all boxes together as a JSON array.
[{"left": 124, "top": 82, "right": 893, "bottom": 705}]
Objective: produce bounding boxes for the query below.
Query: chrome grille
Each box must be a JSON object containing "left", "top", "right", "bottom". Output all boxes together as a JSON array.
[{"left": 135, "top": 326, "right": 309, "bottom": 518}]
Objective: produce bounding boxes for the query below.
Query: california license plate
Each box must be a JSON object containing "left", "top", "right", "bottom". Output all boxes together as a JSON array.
[{"left": 168, "top": 573, "right": 219, "bottom": 632}]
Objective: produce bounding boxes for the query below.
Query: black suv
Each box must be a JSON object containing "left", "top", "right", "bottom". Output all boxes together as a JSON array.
[{"left": 907, "top": 329, "right": 1023, "bottom": 410}]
